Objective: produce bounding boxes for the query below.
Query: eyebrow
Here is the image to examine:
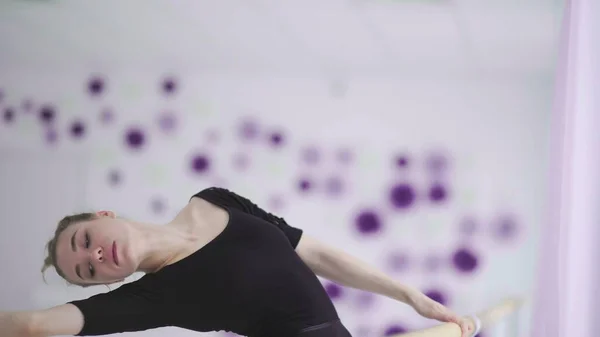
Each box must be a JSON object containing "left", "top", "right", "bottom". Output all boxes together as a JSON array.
[
  {"left": 71, "top": 230, "right": 83, "bottom": 280},
  {"left": 71, "top": 230, "right": 78, "bottom": 252},
  {"left": 75, "top": 265, "right": 83, "bottom": 280}
]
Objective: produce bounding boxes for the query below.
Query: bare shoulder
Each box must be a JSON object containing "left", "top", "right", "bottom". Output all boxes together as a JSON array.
[
  {"left": 170, "top": 197, "right": 205, "bottom": 222},
  {"left": 187, "top": 196, "right": 225, "bottom": 218},
  {"left": 188, "top": 194, "right": 211, "bottom": 208},
  {"left": 171, "top": 195, "right": 228, "bottom": 232}
]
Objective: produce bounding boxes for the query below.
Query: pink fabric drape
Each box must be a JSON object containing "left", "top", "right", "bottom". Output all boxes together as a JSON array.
[{"left": 531, "top": 0, "right": 600, "bottom": 336}]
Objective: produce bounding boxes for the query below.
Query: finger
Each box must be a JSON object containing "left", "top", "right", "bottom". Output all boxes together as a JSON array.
[
  {"left": 444, "top": 315, "right": 468, "bottom": 336},
  {"left": 461, "top": 322, "right": 470, "bottom": 337},
  {"left": 463, "top": 320, "right": 474, "bottom": 337},
  {"left": 443, "top": 311, "right": 461, "bottom": 324}
]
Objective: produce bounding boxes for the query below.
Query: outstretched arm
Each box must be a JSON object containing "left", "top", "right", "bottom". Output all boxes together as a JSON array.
[
  {"left": 2, "top": 278, "right": 171, "bottom": 337},
  {"left": 31, "top": 304, "right": 85, "bottom": 337},
  {"left": 295, "top": 234, "right": 473, "bottom": 337},
  {"left": 296, "top": 234, "right": 418, "bottom": 303},
  {"left": 0, "top": 304, "right": 83, "bottom": 337},
  {"left": 394, "top": 298, "right": 525, "bottom": 337}
]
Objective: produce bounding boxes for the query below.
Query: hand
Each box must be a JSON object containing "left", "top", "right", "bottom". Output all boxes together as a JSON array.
[
  {"left": 408, "top": 293, "right": 474, "bottom": 337},
  {"left": 0, "top": 311, "right": 32, "bottom": 337}
]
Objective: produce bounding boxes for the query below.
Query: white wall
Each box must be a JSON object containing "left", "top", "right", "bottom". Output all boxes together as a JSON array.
[
  {"left": 0, "top": 1, "right": 561, "bottom": 337},
  {"left": 0, "top": 69, "right": 554, "bottom": 336}
]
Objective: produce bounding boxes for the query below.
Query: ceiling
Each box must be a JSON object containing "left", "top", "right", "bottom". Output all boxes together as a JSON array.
[{"left": 0, "top": 0, "right": 565, "bottom": 78}]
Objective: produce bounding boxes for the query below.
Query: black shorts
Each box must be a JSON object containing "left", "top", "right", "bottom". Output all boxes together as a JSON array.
[{"left": 297, "top": 319, "right": 352, "bottom": 337}]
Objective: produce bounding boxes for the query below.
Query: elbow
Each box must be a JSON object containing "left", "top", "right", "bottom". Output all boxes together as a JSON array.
[
  {"left": 8, "top": 312, "right": 40, "bottom": 337},
  {"left": 26, "top": 312, "right": 42, "bottom": 337}
]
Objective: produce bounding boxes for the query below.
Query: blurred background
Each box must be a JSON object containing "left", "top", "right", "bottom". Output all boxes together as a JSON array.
[{"left": 2, "top": 0, "right": 595, "bottom": 336}]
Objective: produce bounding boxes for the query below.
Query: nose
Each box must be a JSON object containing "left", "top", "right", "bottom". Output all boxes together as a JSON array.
[{"left": 91, "top": 246, "right": 104, "bottom": 263}]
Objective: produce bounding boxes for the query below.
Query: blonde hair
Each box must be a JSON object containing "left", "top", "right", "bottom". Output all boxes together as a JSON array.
[{"left": 42, "top": 213, "right": 96, "bottom": 286}]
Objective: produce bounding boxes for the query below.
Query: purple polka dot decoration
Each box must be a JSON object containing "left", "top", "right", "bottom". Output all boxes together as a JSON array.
[
  {"left": 354, "top": 291, "right": 376, "bottom": 309},
  {"left": 390, "top": 183, "right": 416, "bottom": 210},
  {"left": 124, "top": 127, "right": 146, "bottom": 150},
  {"left": 298, "top": 178, "right": 313, "bottom": 192},
  {"left": 336, "top": 148, "right": 353, "bottom": 165},
  {"left": 428, "top": 182, "right": 448, "bottom": 203},
  {"left": 325, "top": 176, "right": 344, "bottom": 196},
  {"left": 426, "top": 151, "right": 448, "bottom": 174},
  {"left": 269, "top": 131, "right": 284, "bottom": 147},
  {"left": 87, "top": 76, "right": 105, "bottom": 96},
  {"left": 233, "top": 152, "right": 250, "bottom": 171},
  {"left": 99, "top": 108, "right": 114, "bottom": 125},
  {"left": 452, "top": 247, "right": 479, "bottom": 273},
  {"left": 190, "top": 153, "right": 211, "bottom": 174},
  {"left": 330, "top": 80, "right": 347, "bottom": 98},
  {"left": 395, "top": 154, "right": 409, "bottom": 168},
  {"left": 161, "top": 77, "right": 177, "bottom": 95},
  {"left": 268, "top": 194, "right": 285, "bottom": 211},
  {"left": 459, "top": 216, "right": 478, "bottom": 236},
  {"left": 108, "top": 170, "right": 122, "bottom": 186},
  {"left": 423, "top": 254, "right": 444, "bottom": 272},
  {"left": 301, "top": 146, "right": 320, "bottom": 165},
  {"left": 45, "top": 128, "right": 58, "bottom": 145},
  {"left": 70, "top": 120, "right": 86, "bottom": 139},
  {"left": 158, "top": 111, "right": 177, "bottom": 133},
  {"left": 492, "top": 214, "right": 519, "bottom": 242},
  {"left": 355, "top": 210, "right": 382, "bottom": 235},
  {"left": 238, "top": 117, "right": 260, "bottom": 141},
  {"left": 205, "top": 129, "right": 220, "bottom": 144},
  {"left": 388, "top": 252, "right": 410, "bottom": 272},
  {"left": 150, "top": 197, "right": 167, "bottom": 214},
  {"left": 324, "top": 282, "right": 344, "bottom": 300},
  {"left": 39, "top": 105, "right": 56, "bottom": 125},
  {"left": 384, "top": 324, "right": 407, "bottom": 336},
  {"left": 3, "top": 107, "right": 15, "bottom": 124},
  {"left": 424, "top": 289, "right": 448, "bottom": 305},
  {"left": 22, "top": 99, "right": 33, "bottom": 112}
]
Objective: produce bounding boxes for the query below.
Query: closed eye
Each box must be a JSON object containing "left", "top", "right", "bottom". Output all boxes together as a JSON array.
[{"left": 84, "top": 232, "right": 94, "bottom": 278}]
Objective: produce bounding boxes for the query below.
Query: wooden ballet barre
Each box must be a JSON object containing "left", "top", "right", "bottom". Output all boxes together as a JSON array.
[{"left": 392, "top": 297, "right": 525, "bottom": 337}]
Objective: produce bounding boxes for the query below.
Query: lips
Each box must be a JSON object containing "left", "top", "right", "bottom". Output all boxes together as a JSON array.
[{"left": 112, "top": 241, "right": 119, "bottom": 266}]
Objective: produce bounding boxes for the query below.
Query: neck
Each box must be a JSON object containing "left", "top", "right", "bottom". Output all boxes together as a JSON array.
[{"left": 129, "top": 222, "right": 196, "bottom": 273}]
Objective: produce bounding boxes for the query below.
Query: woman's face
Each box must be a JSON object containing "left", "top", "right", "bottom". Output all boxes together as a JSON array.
[{"left": 55, "top": 211, "right": 138, "bottom": 285}]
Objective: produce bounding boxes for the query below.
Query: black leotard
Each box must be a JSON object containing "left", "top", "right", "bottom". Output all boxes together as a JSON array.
[{"left": 68, "top": 187, "right": 343, "bottom": 337}]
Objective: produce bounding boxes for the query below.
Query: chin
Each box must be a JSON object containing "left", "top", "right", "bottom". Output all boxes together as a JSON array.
[
  {"left": 122, "top": 262, "right": 138, "bottom": 277},
  {"left": 112, "top": 271, "right": 132, "bottom": 283}
]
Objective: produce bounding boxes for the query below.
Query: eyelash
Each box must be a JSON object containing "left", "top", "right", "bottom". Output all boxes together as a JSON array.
[{"left": 85, "top": 232, "right": 95, "bottom": 278}]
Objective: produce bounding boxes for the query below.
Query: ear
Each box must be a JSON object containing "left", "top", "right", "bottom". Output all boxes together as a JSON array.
[{"left": 96, "top": 210, "right": 117, "bottom": 218}]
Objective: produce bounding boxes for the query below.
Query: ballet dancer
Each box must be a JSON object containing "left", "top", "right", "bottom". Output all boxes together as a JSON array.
[{"left": 0, "top": 187, "right": 474, "bottom": 337}]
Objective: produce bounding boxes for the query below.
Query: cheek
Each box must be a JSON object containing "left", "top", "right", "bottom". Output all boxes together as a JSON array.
[
  {"left": 100, "top": 263, "right": 116, "bottom": 277},
  {"left": 56, "top": 258, "right": 71, "bottom": 278},
  {"left": 55, "top": 242, "right": 78, "bottom": 280},
  {"left": 94, "top": 226, "right": 122, "bottom": 245},
  {"left": 104, "top": 223, "right": 126, "bottom": 239}
]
